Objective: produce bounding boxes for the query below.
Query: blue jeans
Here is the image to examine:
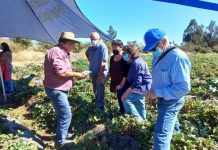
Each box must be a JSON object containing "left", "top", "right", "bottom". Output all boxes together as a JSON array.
[
  {"left": 154, "top": 98, "right": 185, "bottom": 150},
  {"left": 123, "top": 92, "right": 146, "bottom": 121},
  {"left": 45, "top": 88, "right": 72, "bottom": 145},
  {"left": 117, "top": 88, "right": 127, "bottom": 114},
  {"left": 91, "top": 76, "right": 105, "bottom": 109},
  {"left": 4, "top": 80, "right": 14, "bottom": 93}
]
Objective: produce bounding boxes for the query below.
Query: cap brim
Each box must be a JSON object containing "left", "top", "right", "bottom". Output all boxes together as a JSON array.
[
  {"left": 142, "top": 40, "right": 160, "bottom": 52},
  {"left": 143, "top": 44, "right": 155, "bottom": 52}
]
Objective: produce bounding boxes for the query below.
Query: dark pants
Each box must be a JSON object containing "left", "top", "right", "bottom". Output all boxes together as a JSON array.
[
  {"left": 91, "top": 76, "right": 105, "bottom": 109},
  {"left": 117, "top": 87, "right": 127, "bottom": 114}
]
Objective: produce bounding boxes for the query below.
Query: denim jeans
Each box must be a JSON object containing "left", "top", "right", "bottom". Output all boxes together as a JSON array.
[
  {"left": 4, "top": 80, "right": 14, "bottom": 93},
  {"left": 91, "top": 76, "right": 105, "bottom": 109},
  {"left": 45, "top": 88, "right": 72, "bottom": 145},
  {"left": 117, "top": 87, "right": 127, "bottom": 114},
  {"left": 154, "top": 98, "right": 185, "bottom": 150},
  {"left": 123, "top": 92, "right": 146, "bottom": 121}
]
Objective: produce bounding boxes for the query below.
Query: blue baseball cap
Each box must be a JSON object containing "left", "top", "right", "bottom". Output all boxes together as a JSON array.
[{"left": 143, "top": 28, "right": 166, "bottom": 52}]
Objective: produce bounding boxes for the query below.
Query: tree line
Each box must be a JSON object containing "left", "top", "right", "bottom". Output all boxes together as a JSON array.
[
  {"left": 7, "top": 19, "right": 218, "bottom": 53},
  {"left": 181, "top": 19, "right": 218, "bottom": 53}
]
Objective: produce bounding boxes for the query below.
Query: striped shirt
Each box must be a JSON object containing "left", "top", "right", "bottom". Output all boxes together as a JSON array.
[{"left": 152, "top": 47, "right": 191, "bottom": 100}]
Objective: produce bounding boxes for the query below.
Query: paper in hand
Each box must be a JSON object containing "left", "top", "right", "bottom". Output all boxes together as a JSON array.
[{"left": 82, "top": 70, "right": 91, "bottom": 75}]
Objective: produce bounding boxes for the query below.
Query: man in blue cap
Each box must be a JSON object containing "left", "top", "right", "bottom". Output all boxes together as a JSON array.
[{"left": 143, "top": 28, "right": 191, "bottom": 150}]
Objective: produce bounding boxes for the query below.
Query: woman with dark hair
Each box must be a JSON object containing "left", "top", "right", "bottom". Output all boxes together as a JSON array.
[
  {"left": 121, "top": 44, "right": 152, "bottom": 121},
  {"left": 0, "top": 42, "right": 14, "bottom": 94},
  {"left": 107, "top": 39, "right": 130, "bottom": 115}
]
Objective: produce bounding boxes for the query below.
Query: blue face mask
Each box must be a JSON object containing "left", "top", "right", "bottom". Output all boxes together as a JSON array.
[
  {"left": 152, "top": 48, "right": 163, "bottom": 57},
  {"left": 123, "top": 53, "right": 129, "bottom": 62}
]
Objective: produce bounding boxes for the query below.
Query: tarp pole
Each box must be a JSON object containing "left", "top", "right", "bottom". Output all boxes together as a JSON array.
[{"left": 0, "top": 67, "right": 7, "bottom": 102}]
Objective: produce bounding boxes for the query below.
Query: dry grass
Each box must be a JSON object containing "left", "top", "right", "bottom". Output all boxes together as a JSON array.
[
  {"left": 1, "top": 38, "right": 87, "bottom": 67},
  {"left": 13, "top": 50, "right": 45, "bottom": 66}
]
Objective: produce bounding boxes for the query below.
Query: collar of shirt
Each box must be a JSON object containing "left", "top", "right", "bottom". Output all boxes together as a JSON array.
[{"left": 57, "top": 44, "right": 71, "bottom": 56}]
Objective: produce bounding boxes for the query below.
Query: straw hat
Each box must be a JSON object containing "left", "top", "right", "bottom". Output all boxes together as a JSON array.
[{"left": 59, "top": 32, "right": 79, "bottom": 43}]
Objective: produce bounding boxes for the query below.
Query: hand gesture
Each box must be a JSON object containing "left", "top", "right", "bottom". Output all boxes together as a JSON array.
[
  {"left": 82, "top": 70, "right": 91, "bottom": 76},
  {"left": 121, "top": 92, "right": 128, "bottom": 102},
  {"left": 79, "top": 71, "right": 89, "bottom": 79},
  {"left": 146, "top": 90, "right": 156, "bottom": 107}
]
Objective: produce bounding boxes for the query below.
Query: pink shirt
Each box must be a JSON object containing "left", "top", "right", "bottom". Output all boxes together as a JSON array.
[{"left": 43, "top": 45, "right": 73, "bottom": 91}]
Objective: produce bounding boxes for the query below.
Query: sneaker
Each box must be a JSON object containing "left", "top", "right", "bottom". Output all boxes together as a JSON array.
[{"left": 55, "top": 140, "right": 75, "bottom": 150}]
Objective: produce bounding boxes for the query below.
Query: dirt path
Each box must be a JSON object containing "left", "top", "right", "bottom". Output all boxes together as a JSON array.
[{"left": 1, "top": 101, "right": 55, "bottom": 149}]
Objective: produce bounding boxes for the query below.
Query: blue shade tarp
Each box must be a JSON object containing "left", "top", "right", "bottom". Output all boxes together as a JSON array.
[
  {"left": 154, "top": 0, "right": 218, "bottom": 11},
  {"left": 0, "top": 0, "right": 111, "bottom": 44}
]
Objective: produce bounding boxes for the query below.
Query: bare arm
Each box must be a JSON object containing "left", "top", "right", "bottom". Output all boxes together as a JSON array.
[
  {"left": 62, "top": 71, "right": 88, "bottom": 78},
  {"left": 121, "top": 87, "right": 133, "bottom": 102}
]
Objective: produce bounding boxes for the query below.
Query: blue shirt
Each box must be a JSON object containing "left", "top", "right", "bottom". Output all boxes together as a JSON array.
[
  {"left": 86, "top": 40, "right": 108, "bottom": 77},
  {"left": 152, "top": 47, "right": 191, "bottom": 100},
  {"left": 127, "top": 57, "right": 152, "bottom": 95}
]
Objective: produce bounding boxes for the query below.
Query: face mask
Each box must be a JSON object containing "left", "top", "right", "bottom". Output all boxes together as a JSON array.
[
  {"left": 152, "top": 48, "right": 163, "bottom": 57},
  {"left": 112, "top": 49, "right": 119, "bottom": 55},
  {"left": 91, "top": 40, "right": 99, "bottom": 47},
  {"left": 123, "top": 53, "right": 129, "bottom": 62}
]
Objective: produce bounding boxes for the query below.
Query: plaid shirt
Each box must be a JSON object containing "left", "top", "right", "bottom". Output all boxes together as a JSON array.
[
  {"left": 152, "top": 47, "right": 191, "bottom": 100},
  {"left": 43, "top": 44, "right": 73, "bottom": 91}
]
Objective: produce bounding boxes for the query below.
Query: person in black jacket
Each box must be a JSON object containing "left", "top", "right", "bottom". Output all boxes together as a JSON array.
[{"left": 106, "top": 39, "right": 130, "bottom": 115}]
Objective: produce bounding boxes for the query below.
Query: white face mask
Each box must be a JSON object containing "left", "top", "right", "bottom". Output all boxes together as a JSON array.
[{"left": 91, "top": 40, "right": 99, "bottom": 47}]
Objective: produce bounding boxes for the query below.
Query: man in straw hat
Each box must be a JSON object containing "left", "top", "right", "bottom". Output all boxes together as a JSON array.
[
  {"left": 143, "top": 28, "right": 191, "bottom": 150},
  {"left": 44, "top": 32, "right": 89, "bottom": 149}
]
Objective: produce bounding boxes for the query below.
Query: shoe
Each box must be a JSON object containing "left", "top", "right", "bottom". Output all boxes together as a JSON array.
[
  {"left": 96, "top": 107, "right": 110, "bottom": 118},
  {"left": 55, "top": 140, "right": 75, "bottom": 150}
]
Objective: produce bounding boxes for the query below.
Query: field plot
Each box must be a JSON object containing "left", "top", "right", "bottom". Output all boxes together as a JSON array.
[{"left": 0, "top": 53, "right": 217, "bottom": 150}]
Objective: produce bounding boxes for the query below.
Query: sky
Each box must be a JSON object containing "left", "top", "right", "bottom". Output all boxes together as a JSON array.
[{"left": 76, "top": 0, "right": 218, "bottom": 45}]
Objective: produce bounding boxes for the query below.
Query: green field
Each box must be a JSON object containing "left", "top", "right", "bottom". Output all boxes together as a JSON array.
[{"left": 0, "top": 53, "right": 217, "bottom": 150}]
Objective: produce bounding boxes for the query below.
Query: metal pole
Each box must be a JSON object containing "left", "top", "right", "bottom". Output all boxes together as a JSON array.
[{"left": 0, "top": 67, "right": 7, "bottom": 102}]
